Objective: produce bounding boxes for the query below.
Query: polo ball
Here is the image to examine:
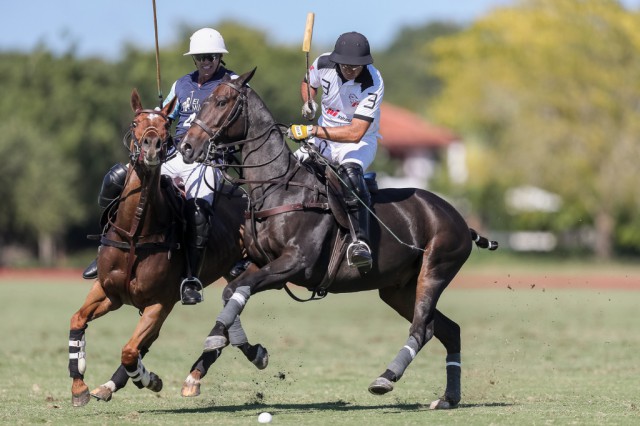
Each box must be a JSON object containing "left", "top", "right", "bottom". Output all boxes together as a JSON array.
[{"left": 258, "top": 412, "right": 272, "bottom": 423}]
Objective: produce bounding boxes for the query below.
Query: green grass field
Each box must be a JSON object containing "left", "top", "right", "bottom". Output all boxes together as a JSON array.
[{"left": 1, "top": 274, "right": 639, "bottom": 425}]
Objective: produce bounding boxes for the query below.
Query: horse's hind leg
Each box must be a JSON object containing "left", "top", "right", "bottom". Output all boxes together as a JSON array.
[
  {"left": 69, "top": 281, "right": 120, "bottom": 407},
  {"left": 370, "top": 254, "right": 466, "bottom": 398},
  {"left": 369, "top": 283, "right": 421, "bottom": 395},
  {"left": 430, "top": 310, "right": 462, "bottom": 409}
]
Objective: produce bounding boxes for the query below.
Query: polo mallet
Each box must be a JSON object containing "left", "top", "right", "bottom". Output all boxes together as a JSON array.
[
  {"left": 152, "top": 0, "right": 163, "bottom": 107},
  {"left": 302, "top": 12, "right": 315, "bottom": 112}
]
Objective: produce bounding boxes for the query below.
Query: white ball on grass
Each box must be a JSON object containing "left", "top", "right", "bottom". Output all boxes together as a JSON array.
[{"left": 258, "top": 412, "right": 272, "bottom": 423}]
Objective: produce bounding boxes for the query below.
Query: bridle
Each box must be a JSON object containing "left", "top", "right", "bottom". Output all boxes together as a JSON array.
[
  {"left": 123, "top": 108, "right": 173, "bottom": 164},
  {"left": 190, "top": 81, "right": 249, "bottom": 165}
]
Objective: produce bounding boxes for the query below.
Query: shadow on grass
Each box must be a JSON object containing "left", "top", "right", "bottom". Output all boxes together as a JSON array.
[{"left": 145, "top": 400, "right": 514, "bottom": 416}]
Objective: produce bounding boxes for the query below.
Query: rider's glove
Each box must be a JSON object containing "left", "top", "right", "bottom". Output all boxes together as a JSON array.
[
  {"left": 287, "top": 124, "right": 314, "bottom": 141},
  {"left": 301, "top": 100, "right": 318, "bottom": 121}
]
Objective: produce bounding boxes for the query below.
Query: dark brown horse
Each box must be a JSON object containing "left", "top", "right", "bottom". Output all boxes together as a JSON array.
[
  {"left": 179, "top": 69, "right": 497, "bottom": 408},
  {"left": 68, "top": 89, "right": 267, "bottom": 407}
]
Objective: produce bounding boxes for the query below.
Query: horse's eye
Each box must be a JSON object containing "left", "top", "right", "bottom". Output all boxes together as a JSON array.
[
  {"left": 217, "top": 100, "right": 227, "bottom": 107},
  {"left": 131, "top": 122, "right": 137, "bottom": 128}
]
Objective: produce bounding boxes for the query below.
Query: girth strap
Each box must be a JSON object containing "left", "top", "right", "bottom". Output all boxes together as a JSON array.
[{"left": 246, "top": 202, "right": 330, "bottom": 220}]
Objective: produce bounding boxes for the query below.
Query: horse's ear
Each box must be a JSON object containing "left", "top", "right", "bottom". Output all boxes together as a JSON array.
[
  {"left": 131, "top": 89, "right": 142, "bottom": 113},
  {"left": 161, "top": 96, "right": 177, "bottom": 117},
  {"left": 238, "top": 67, "right": 257, "bottom": 87}
]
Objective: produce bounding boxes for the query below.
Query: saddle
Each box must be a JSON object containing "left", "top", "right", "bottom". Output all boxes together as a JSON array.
[
  {"left": 324, "top": 164, "right": 378, "bottom": 231},
  {"left": 246, "top": 160, "right": 378, "bottom": 292}
]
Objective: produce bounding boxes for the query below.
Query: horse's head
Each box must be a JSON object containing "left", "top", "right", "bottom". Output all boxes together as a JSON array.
[
  {"left": 128, "top": 89, "right": 177, "bottom": 168},
  {"left": 180, "top": 68, "right": 256, "bottom": 164}
]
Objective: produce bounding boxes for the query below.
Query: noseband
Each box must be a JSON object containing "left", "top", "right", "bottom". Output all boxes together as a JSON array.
[{"left": 124, "top": 109, "right": 173, "bottom": 163}]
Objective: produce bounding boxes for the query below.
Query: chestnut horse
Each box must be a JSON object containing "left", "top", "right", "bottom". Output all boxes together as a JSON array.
[
  {"left": 68, "top": 89, "right": 267, "bottom": 407},
  {"left": 178, "top": 69, "right": 497, "bottom": 408}
]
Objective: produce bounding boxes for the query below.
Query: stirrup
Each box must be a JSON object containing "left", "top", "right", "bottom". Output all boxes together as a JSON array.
[
  {"left": 180, "top": 277, "right": 204, "bottom": 305},
  {"left": 347, "top": 240, "right": 373, "bottom": 271}
]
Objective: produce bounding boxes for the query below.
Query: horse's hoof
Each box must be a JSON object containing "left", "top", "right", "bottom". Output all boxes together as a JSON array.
[
  {"left": 181, "top": 374, "right": 201, "bottom": 397},
  {"left": 368, "top": 377, "right": 394, "bottom": 395},
  {"left": 251, "top": 344, "right": 269, "bottom": 370},
  {"left": 147, "top": 372, "right": 163, "bottom": 393},
  {"left": 429, "top": 398, "right": 459, "bottom": 410},
  {"left": 90, "top": 386, "right": 113, "bottom": 402},
  {"left": 72, "top": 389, "right": 91, "bottom": 407},
  {"left": 203, "top": 335, "right": 228, "bottom": 352}
]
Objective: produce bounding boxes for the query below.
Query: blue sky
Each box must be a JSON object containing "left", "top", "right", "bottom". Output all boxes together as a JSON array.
[{"left": 3, "top": 0, "right": 639, "bottom": 59}]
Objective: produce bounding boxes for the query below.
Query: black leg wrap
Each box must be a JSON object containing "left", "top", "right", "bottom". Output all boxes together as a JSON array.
[
  {"left": 444, "top": 353, "right": 461, "bottom": 405},
  {"left": 68, "top": 328, "right": 86, "bottom": 379},
  {"left": 110, "top": 365, "right": 130, "bottom": 390},
  {"left": 237, "top": 342, "right": 258, "bottom": 361},
  {"left": 190, "top": 350, "right": 221, "bottom": 379},
  {"left": 380, "top": 369, "right": 401, "bottom": 382},
  {"left": 110, "top": 348, "right": 149, "bottom": 390},
  {"left": 209, "top": 321, "right": 226, "bottom": 338}
]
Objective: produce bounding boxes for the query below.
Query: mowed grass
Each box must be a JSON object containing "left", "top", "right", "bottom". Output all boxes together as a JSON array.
[{"left": 1, "top": 274, "right": 639, "bottom": 425}]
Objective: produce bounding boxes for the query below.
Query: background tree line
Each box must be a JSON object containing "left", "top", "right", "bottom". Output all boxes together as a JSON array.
[{"left": 0, "top": 0, "right": 638, "bottom": 266}]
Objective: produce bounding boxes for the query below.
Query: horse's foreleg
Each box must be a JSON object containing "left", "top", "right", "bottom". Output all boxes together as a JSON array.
[
  {"left": 121, "top": 303, "right": 171, "bottom": 393},
  {"left": 430, "top": 310, "right": 462, "bottom": 409},
  {"left": 69, "top": 281, "right": 118, "bottom": 407},
  {"left": 203, "top": 258, "right": 298, "bottom": 352},
  {"left": 181, "top": 349, "right": 221, "bottom": 397},
  {"left": 226, "top": 294, "right": 269, "bottom": 370},
  {"left": 201, "top": 287, "right": 250, "bottom": 351}
]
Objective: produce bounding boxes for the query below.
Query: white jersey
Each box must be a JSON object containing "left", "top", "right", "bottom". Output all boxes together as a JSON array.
[{"left": 308, "top": 53, "right": 384, "bottom": 139}]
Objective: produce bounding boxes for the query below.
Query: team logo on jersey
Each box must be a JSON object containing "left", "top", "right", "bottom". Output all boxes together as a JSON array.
[
  {"left": 181, "top": 97, "right": 192, "bottom": 111},
  {"left": 349, "top": 93, "right": 360, "bottom": 108},
  {"left": 326, "top": 108, "right": 340, "bottom": 117}
]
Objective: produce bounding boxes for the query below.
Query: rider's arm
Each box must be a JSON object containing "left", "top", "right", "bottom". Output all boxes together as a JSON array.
[
  {"left": 300, "top": 81, "right": 318, "bottom": 104},
  {"left": 312, "top": 118, "right": 370, "bottom": 143}
]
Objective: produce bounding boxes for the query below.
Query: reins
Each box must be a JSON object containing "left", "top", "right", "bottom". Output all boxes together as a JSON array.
[{"left": 104, "top": 109, "right": 179, "bottom": 289}]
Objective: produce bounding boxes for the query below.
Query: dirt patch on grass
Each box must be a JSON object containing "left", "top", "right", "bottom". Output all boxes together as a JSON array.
[{"left": 455, "top": 271, "right": 640, "bottom": 290}]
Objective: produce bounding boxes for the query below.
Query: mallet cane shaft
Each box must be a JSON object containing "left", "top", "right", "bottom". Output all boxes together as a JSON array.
[
  {"left": 302, "top": 13, "right": 315, "bottom": 110},
  {"left": 152, "top": 0, "right": 163, "bottom": 107}
]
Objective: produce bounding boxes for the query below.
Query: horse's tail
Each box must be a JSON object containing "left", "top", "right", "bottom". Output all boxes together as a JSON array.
[{"left": 469, "top": 228, "right": 499, "bottom": 251}]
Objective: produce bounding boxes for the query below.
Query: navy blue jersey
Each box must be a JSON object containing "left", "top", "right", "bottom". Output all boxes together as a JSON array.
[{"left": 163, "top": 66, "right": 236, "bottom": 144}]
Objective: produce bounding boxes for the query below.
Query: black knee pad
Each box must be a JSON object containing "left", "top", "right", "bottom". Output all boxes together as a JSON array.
[
  {"left": 185, "top": 198, "right": 212, "bottom": 248},
  {"left": 98, "top": 163, "right": 128, "bottom": 209}
]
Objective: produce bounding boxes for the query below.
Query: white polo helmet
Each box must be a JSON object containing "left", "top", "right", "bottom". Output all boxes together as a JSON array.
[{"left": 183, "top": 28, "right": 229, "bottom": 56}]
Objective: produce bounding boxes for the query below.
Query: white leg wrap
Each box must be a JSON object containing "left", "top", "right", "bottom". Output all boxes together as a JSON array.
[
  {"left": 126, "top": 357, "right": 151, "bottom": 388},
  {"left": 230, "top": 292, "right": 247, "bottom": 307},
  {"left": 403, "top": 345, "right": 417, "bottom": 360},
  {"left": 102, "top": 380, "right": 117, "bottom": 392},
  {"left": 69, "top": 338, "right": 87, "bottom": 374}
]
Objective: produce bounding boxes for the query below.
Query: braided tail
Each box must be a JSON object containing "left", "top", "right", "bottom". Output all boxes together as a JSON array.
[{"left": 470, "top": 228, "right": 498, "bottom": 250}]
